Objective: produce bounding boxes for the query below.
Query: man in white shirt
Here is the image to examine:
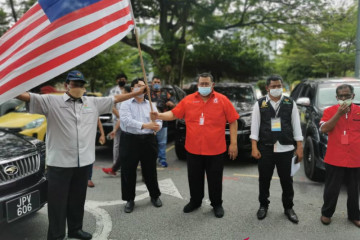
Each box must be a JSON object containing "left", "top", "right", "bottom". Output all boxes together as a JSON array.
[
  {"left": 102, "top": 74, "right": 128, "bottom": 175},
  {"left": 108, "top": 73, "right": 128, "bottom": 164},
  {"left": 119, "top": 78, "right": 163, "bottom": 213},
  {"left": 250, "top": 75, "right": 303, "bottom": 224}
]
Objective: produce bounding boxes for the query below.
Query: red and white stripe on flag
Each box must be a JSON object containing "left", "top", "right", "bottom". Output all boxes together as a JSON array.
[{"left": 0, "top": 0, "right": 135, "bottom": 104}]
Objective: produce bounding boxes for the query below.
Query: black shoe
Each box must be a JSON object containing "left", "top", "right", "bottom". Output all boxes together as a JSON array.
[
  {"left": 151, "top": 197, "right": 163, "bottom": 207},
  {"left": 284, "top": 209, "right": 299, "bottom": 223},
  {"left": 183, "top": 202, "right": 201, "bottom": 213},
  {"left": 257, "top": 206, "right": 268, "bottom": 220},
  {"left": 213, "top": 205, "right": 224, "bottom": 218},
  {"left": 68, "top": 230, "right": 92, "bottom": 240},
  {"left": 124, "top": 200, "right": 135, "bottom": 213}
]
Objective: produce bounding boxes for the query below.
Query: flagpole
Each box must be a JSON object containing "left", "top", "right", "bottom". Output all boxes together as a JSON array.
[
  {"left": 128, "top": 0, "right": 154, "bottom": 112},
  {"left": 133, "top": 27, "right": 154, "bottom": 112},
  {"left": 128, "top": 0, "right": 156, "bottom": 135}
]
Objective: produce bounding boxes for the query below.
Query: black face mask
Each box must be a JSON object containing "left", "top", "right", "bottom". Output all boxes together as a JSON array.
[{"left": 118, "top": 81, "right": 126, "bottom": 87}]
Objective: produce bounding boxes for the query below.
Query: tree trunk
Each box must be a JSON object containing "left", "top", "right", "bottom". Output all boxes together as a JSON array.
[{"left": 8, "top": 0, "right": 18, "bottom": 22}]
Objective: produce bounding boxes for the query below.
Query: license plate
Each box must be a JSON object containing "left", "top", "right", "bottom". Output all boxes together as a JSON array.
[{"left": 6, "top": 191, "right": 40, "bottom": 223}]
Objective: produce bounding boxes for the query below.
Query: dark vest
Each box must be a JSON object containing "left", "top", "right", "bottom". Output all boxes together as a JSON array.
[{"left": 258, "top": 96, "right": 294, "bottom": 145}]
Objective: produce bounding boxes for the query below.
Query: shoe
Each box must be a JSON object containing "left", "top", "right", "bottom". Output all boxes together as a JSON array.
[
  {"left": 213, "top": 205, "right": 224, "bottom": 218},
  {"left": 159, "top": 160, "right": 168, "bottom": 168},
  {"left": 151, "top": 197, "right": 163, "bottom": 207},
  {"left": 102, "top": 168, "right": 116, "bottom": 176},
  {"left": 257, "top": 206, "right": 268, "bottom": 220},
  {"left": 183, "top": 202, "right": 201, "bottom": 213},
  {"left": 124, "top": 201, "right": 134, "bottom": 213},
  {"left": 284, "top": 209, "right": 299, "bottom": 223},
  {"left": 68, "top": 229, "right": 92, "bottom": 240},
  {"left": 87, "top": 180, "right": 95, "bottom": 188},
  {"left": 349, "top": 219, "right": 360, "bottom": 228},
  {"left": 320, "top": 216, "right": 331, "bottom": 225}
]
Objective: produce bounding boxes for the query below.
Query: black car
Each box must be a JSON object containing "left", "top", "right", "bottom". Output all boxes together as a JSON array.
[
  {"left": 291, "top": 78, "right": 360, "bottom": 181},
  {"left": 98, "top": 85, "right": 186, "bottom": 144},
  {"left": 0, "top": 129, "right": 47, "bottom": 223},
  {"left": 175, "top": 82, "right": 257, "bottom": 160}
]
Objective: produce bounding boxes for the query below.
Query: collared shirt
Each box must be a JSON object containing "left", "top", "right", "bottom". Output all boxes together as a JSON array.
[
  {"left": 120, "top": 98, "right": 162, "bottom": 134},
  {"left": 29, "top": 93, "right": 114, "bottom": 167},
  {"left": 250, "top": 94, "right": 303, "bottom": 152},
  {"left": 320, "top": 104, "right": 360, "bottom": 168},
  {"left": 172, "top": 91, "right": 239, "bottom": 155}
]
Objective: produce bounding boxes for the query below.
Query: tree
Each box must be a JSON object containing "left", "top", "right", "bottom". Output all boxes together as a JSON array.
[
  {"left": 122, "top": 0, "right": 325, "bottom": 84},
  {"left": 184, "top": 34, "right": 270, "bottom": 82},
  {"left": 0, "top": 8, "right": 9, "bottom": 36},
  {"left": 276, "top": 4, "right": 357, "bottom": 82}
]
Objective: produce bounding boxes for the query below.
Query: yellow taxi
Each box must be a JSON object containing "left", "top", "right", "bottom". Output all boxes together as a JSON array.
[{"left": 0, "top": 101, "right": 47, "bottom": 141}]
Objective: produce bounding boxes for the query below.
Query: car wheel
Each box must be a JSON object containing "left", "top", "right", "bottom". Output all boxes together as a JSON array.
[{"left": 303, "top": 136, "right": 324, "bottom": 181}]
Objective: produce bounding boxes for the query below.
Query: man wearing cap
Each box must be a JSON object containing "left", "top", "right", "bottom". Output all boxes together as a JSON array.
[{"left": 17, "top": 70, "right": 146, "bottom": 240}]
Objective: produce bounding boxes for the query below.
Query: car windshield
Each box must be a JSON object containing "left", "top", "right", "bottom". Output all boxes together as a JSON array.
[
  {"left": 317, "top": 83, "right": 360, "bottom": 108},
  {"left": 14, "top": 102, "right": 27, "bottom": 112},
  {"left": 214, "top": 86, "right": 256, "bottom": 103}
]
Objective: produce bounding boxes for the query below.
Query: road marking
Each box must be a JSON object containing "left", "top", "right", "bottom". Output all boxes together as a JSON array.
[
  {"left": 166, "top": 145, "right": 175, "bottom": 152},
  {"left": 233, "top": 173, "right": 280, "bottom": 180},
  {"left": 85, "top": 178, "right": 182, "bottom": 240}
]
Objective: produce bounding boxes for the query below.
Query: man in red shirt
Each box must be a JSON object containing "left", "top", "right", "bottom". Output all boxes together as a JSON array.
[
  {"left": 150, "top": 73, "right": 239, "bottom": 218},
  {"left": 320, "top": 84, "right": 360, "bottom": 227}
]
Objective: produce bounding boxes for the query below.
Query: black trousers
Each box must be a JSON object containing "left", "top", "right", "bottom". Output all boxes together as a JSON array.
[
  {"left": 186, "top": 152, "right": 225, "bottom": 207},
  {"left": 112, "top": 149, "right": 121, "bottom": 172},
  {"left": 258, "top": 145, "right": 294, "bottom": 209},
  {"left": 47, "top": 165, "right": 90, "bottom": 240},
  {"left": 321, "top": 163, "right": 360, "bottom": 220},
  {"left": 120, "top": 132, "right": 161, "bottom": 201}
]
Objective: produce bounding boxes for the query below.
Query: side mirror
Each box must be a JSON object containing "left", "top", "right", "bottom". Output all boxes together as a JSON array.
[{"left": 296, "top": 97, "right": 310, "bottom": 106}]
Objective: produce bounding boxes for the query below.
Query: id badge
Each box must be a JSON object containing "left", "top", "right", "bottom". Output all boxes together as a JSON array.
[
  {"left": 341, "top": 134, "right": 349, "bottom": 145},
  {"left": 271, "top": 118, "right": 281, "bottom": 132},
  {"left": 199, "top": 116, "right": 205, "bottom": 125}
]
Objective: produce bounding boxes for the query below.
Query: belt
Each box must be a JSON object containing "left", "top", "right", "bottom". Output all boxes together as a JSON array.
[{"left": 122, "top": 131, "right": 154, "bottom": 138}]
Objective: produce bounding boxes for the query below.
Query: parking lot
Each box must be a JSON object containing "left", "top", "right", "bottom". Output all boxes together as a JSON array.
[{"left": 1, "top": 143, "right": 359, "bottom": 240}]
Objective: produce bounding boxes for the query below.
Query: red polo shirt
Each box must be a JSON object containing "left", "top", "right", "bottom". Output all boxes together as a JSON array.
[
  {"left": 172, "top": 91, "right": 239, "bottom": 155},
  {"left": 321, "top": 104, "right": 360, "bottom": 168}
]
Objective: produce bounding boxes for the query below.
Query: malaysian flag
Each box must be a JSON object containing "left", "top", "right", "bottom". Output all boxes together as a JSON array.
[{"left": 0, "top": 0, "right": 135, "bottom": 104}]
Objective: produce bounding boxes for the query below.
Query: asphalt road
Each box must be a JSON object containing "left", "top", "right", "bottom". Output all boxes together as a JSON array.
[{"left": 1, "top": 143, "right": 359, "bottom": 240}]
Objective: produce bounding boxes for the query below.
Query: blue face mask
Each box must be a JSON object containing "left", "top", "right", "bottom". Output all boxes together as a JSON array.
[
  {"left": 153, "top": 83, "right": 161, "bottom": 91},
  {"left": 198, "top": 87, "right": 212, "bottom": 96}
]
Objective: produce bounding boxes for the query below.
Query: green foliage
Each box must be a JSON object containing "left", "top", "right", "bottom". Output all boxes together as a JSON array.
[
  {"left": 184, "top": 35, "right": 270, "bottom": 81},
  {"left": 0, "top": 9, "right": 9, "bottom": 36},
  {"left": 256, "top": 80, "right": 267, "bottom": 96},
  {"left": 277, "top": 4, "right": 357, "bottom": 82}
]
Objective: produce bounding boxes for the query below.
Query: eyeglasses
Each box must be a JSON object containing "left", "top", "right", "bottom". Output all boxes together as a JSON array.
[{"left": 337, "top": 94, "right": 352, "bottom": 100}]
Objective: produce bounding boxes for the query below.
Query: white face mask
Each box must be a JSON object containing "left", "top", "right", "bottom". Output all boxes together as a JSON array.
[
  {"left": 338, "top": 99, "right": 352, "bottom": 106},
  {"left": 269, "top": 88, "right": 282, "bottom": 98},
  {"left": 67, "top": 86, "right": 86, "bottom": 99},
  {"left": 133, "top": 87, "right": 144, "bottom": 99}
]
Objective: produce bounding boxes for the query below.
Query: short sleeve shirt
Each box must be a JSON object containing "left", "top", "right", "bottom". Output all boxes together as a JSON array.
[
  {"left": 172, "top": 91, "right": 239, "bottom": 155},
  {"left": 29, "top": 93, "right": 114, "bottom": 167},
  {"left": 321, "top": 104, "right": 360, "bottom": 168}
]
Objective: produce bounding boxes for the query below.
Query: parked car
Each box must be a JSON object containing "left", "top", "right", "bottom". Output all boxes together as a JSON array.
[
  {"left": 0, "top": 99, "right": 23, "bottom": 116},
  {"left": 98, "top": 84, "right": 186, "bottom": 144},
  {"left": 290, "top": 78, "right": 360, "bottom": 181},
  {"left": 0, "top": 129, "right": 47, "bottom": 223},
  {"left": 175, "top": 82, "right": 257, "bottom": 160},
  {"left": 0, "top": 101, "right": 47, "bottom": 141}
]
